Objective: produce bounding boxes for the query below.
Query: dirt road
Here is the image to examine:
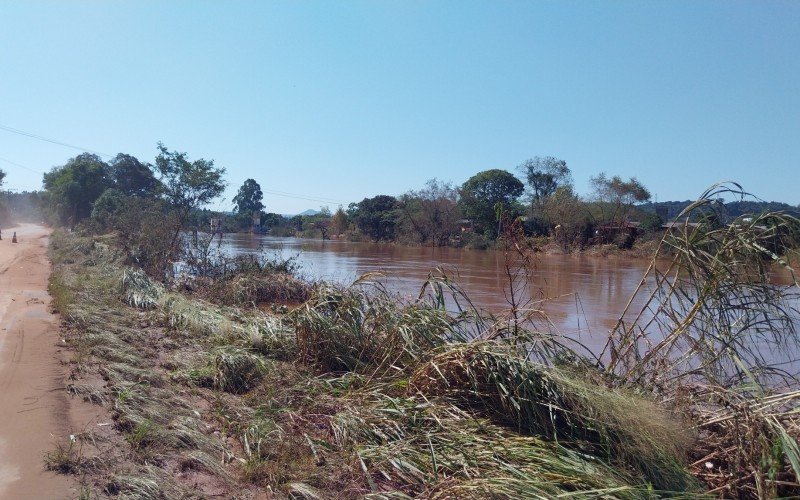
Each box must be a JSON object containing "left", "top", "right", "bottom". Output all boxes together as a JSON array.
[{"left": 0, "top": 224, "right": 74, "bottom": 498}]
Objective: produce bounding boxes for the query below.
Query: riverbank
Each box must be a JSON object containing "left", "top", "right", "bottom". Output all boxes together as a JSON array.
[
  {"left": 45, "top": 229, "right": 711, "bottom": 497},
  {"left": 44, "top": 228, "right": 800, "bottom": 497},
  {"left": 238, "top": 228, "right": 664, "bottom": 258}
]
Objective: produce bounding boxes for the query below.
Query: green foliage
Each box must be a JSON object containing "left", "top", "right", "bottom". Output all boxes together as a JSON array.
[
  {"left": 638, "top": 210, "right": 664, "bottom": 232},
  {"left": 537, "top": 185, "right": 595, "bottom": 249},
  {"left": 233, "top": 178, "right": 265, "bottom": 215},
  {"left": 90, "top": 188, "right": 127, "bottom": 227},
  {"left": 590, "top": 172, "right": 651, "bottom": 225},
  {"left": 459, "top": 169, "right": 524, "bottom": 237},
  {"left": 154, "top": 143, "right": 227, "bottom": 216},
  {"left": 108, "top": 153, "right": 160, "bottom": 197},
  {"left": 349, "top": 195, "right": 399, "bottom": 241},
  {"left": 519, "top": 156, "right": 572, "bottom": 202},
  {"left": 152, "top": 143, "right": 227, "bottom": 263},
  {"left": 2, "top": 191, "right": 44, "bottom": 223},
  {"left": 93, "top": 194, "right": 176, "bottom": 276},
  {"left": 42, "top": 153, "right": 112, "bottom": 226},
  {"left": 397, "top": 179, "right": 462, "bottom": 246},
  {"left": 330, "top": 206, "right": 348, "bottom": 236}
]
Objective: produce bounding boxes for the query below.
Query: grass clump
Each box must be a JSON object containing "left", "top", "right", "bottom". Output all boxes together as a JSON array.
[
  {"left": 202, "top": 272, "right": 311, "bottom": 307},
  {"left": 211, "top": 346, "right": 268, "bottom": 394},
  {"left": 47, "top": 270, "right": 74, "bottom": 317},
  {"left": 331, "top": 390, "right": 660, "bottom": 498},
  {"left": 294, "top": 282, "right": 457, "bottom": 373},
  {"left": 44, "top": 436, "right": 85, "bottom": 474},
  {"left": 120, "top": 267, "right": 164, "bottom": 309},
  {"left": 409, "top": 341, "right": 699, "bottom": 491}
]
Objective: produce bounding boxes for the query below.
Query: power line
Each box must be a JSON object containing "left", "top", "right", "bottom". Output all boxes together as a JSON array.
[
  {"left": 0, "top": 122, "right": 350, "bottom": 206},
  {"left": 260, "top": 188, "right": 347, "bottom": 205},
  {"left": 0, "top": 155, "right": 43, "bottom": 175},
  {"left": 0, "top": 123, "right": 110, "bottom": 157}
]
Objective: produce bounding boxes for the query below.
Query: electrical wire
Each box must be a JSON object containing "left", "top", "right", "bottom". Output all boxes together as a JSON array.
[
  {"left": 0, "top": 122, "right": 351, "bottom": 206},
  {"left": 0, "top": 122, "right": 110, "bottom": 157},
  {"left": 0, "top": 155, "right": 43, "bottom": 175}
]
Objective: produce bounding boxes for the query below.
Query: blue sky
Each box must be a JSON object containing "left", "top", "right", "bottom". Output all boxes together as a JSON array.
[{"left": 1, "top": 1, "right": 798, "bottom": 213}]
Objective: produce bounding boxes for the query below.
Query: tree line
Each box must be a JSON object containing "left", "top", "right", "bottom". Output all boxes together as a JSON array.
[
  {"left": 240, "top": 158, "right": 658, "bottom": 250},
  {"left": 10, "top": 146, "right": 800, "bottom": 259}
]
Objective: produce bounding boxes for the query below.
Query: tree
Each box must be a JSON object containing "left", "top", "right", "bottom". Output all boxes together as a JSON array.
[
  {"left": 109, "top": 153, "right": 160, "bottom": 197},
  {"left": 539, "top": 185, "right": 594, "bottom": 250},
  {"left": 153, "top": 143, "right": 226, "bottom": 254},
  {"left": 350, "top": 195, "right": 399, "bottom": 241},
  {"left": 459, "top": 169, "right": 524, "bottom": 237},
  {"left": 232, "top": 179, "right": 265, "bottom": 215},
  {"left": 90, "top": 188, "right": 128, "bottom": 227},
  {"left": 0, "top": 169, "right": 5, "bottom": 187},
  {"left": 397, "top": 179, "right": 461, "bottom": 246},
  {"left": 330, "top": 206, "right": 349, "bottom": 236},
  {"left": 42, "top": 153, "right": 112, "bottom": 226},
  {"left": 590, "top": 173, "right": 651, "bottom": 225},
  {"left": 519, "top": 157, "right": 572, "bottom": 203},
  {"left": 154, "top": 143, "right": 226, "bottom": 220}
]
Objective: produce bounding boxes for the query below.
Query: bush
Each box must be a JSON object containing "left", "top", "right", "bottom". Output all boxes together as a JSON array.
[{"left": 99, "top": 196, "right": 177, "bottom": 277}]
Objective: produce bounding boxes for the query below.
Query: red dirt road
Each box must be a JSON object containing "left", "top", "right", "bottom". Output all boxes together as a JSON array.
[{"left": 0, "top": 224, "right": 74, "bottom": 498}]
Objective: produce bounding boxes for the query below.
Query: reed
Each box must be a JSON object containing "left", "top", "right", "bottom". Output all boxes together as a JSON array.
[
  {"left": 293, "top": 280, "right": 459, "bottom": 374},
  {"left": 604, "top": 182, "right": 800, "bottom": 496}
]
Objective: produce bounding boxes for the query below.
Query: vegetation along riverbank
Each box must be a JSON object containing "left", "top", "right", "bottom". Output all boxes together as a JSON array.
[
  {"left": 45, "top": 185, "right": 800, "bottom": 497},
  {"left": 2, "top": 146, "right": 799, "bottom": 497}
]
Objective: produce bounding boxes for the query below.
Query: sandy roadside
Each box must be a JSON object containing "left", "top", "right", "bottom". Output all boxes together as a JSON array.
[{"left": 0, "top": 223, "right": 75, "bottom": 499}]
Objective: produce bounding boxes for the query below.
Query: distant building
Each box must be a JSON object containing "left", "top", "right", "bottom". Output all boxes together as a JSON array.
[
  {"left": 594, "top": 221, "right": 641, "bottom": 244},
  {"left": 251, "top": 212, "right": 262, "bottom": 233}
]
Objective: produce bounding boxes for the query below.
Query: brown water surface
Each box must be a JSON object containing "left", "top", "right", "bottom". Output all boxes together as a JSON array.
[{"left": 220, "top": 234, "right": 662, "bottom": 354}]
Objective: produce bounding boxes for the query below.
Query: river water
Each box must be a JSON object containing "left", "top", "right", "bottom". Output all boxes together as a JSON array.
[
  {"left": 216, "top": 234, "right": 661, "bottom": 354},
  {"left": 211, "top": 233, "right": 799, "bottom": 377}
]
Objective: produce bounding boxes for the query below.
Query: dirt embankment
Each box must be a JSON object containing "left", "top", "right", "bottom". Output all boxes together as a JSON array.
[{"left": 0, "top": 224, "right": 82, "bottom": 498}]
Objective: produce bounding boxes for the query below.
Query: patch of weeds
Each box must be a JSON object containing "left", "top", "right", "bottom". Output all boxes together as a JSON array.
[
  {"left": 212, "top": 347, "right": 268, "bottom": 394},
  {"left": 66, "top": 383, "right": 108, "bottom": 405},
  {"left": 175, "top": 364, "right": 215, "bottom": 388},
  {"left": 77, "top": 484, "right": 96, "bottom": 500},
  {"left": 44, "top": 435, "right": 84, "bottom": 474},
  {"left": 126, "top": 419, "right": 157, "bottom": 451},
  {"left": 105, "top": 465, "right": 182, "bottom": 499},
  {"left": 47, "top": 271, "right": 74, "bottom": 316},
  {"left": 240, "top": 435, "right": 317, "bottom": 490}
]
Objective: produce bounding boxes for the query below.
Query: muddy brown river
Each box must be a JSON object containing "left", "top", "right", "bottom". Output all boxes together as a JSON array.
[
  {"left": 217, "top": 234, "right": 666, "bottom": 354},
  {"left": 213, "top": 233, "right": 800, "bottom": 368}
]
